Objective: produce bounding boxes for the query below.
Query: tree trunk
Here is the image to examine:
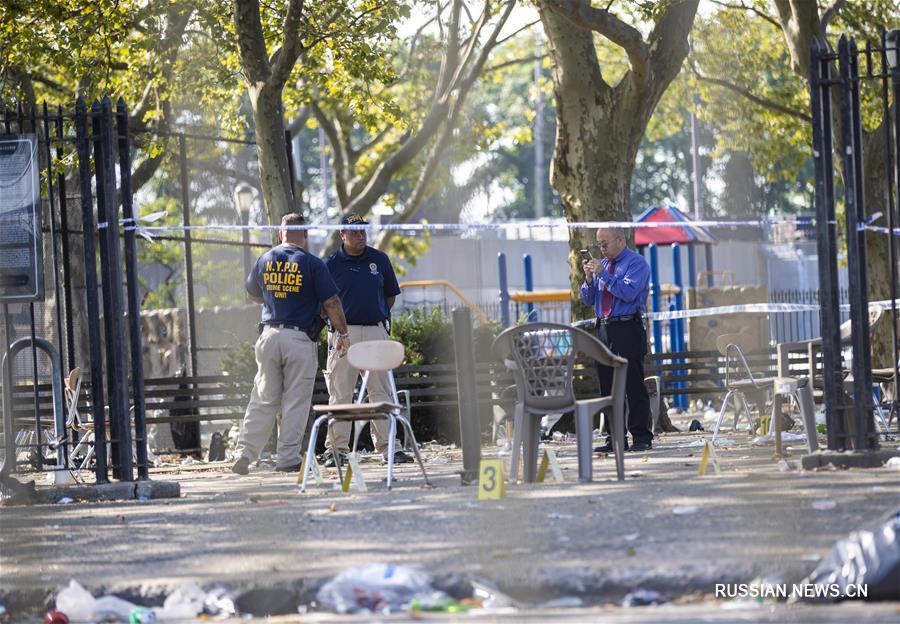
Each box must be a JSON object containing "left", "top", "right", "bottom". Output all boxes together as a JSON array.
[
  {"left": 538, "top": 5, "right": 687, "bottom": 320},
  {"left": 862, "top": 121, "right": 896, "bottom": 367},
  {"left": 249, "top": 83, "right": 294, "bottom": 229}
]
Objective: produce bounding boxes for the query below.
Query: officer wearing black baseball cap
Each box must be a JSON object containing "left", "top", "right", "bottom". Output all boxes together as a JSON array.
[{"left": 323, "top": 212, "right": 410, "bottom": 465}]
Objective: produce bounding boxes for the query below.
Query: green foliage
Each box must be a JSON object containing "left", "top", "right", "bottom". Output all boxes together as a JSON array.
[
  {"left": 389, "top": 308, "right": 454, "bottom": 365},
  {"left": 388, "top": 226, "right": 431, "bottom": 276},
  {"left": 220, "top": 339, "right": 256, "bottom": 379}
]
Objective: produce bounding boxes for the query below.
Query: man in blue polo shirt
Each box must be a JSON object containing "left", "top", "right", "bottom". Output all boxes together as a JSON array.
[
  {"left": 323, "top": 212, "right": 410, "bottom": 466},
  {"left": 580, "top": 226, "right": 653, "bottom": 452},
  {"left": 232, "top": 212, "right": 350, "bottom": 475}
]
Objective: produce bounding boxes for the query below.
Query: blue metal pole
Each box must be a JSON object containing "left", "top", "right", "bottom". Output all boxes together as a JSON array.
[
  {"left": 672, "top": 244, "right": 685, "bottom": 352},
  {"left": 498, "top": 252, "right": 510, "bottom": 327},
  {"left": 673, "top": 244, "right": 688, "bottom": 409},
  {"left": 649, "top": 244, "right": 662, "bottom": 353},
  {"left": 523, "top": 254, "right": 535, "bottom": 321}
]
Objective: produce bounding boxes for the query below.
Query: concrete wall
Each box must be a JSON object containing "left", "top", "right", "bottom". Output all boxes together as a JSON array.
[
  {"left": 687, "top": 286, "right": 770, "bottom": 352},
  {"left": 141, "top": 305, "right": 259, "bottom": 377}
]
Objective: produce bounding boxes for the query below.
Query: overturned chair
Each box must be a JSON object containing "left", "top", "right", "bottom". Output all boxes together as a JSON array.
[
  {"left": 713, "top": 331, "right": 818, "bottom": 453},
  {"left": 492, "top": 322, "right": 628, "bottom": 483},
  {"left": 300, "top": 340, "right": 431, "bottom": 491}
]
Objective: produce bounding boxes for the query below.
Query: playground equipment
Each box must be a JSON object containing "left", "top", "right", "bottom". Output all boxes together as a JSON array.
[{"left": 399, "top": 280, "right": 489, "bottom": 325}]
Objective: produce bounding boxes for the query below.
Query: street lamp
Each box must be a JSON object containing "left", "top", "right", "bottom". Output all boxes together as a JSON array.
[{"left": 233, "top": 184, "right": 254, "bottom": 286}]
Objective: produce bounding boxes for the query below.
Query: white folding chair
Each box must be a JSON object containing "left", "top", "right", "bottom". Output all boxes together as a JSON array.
[
  {"left": 301, "top": 341, "right": 431, "bottom": 491},
  {"left": 350, "top": 367, "right": 413, "bottom": 453}
]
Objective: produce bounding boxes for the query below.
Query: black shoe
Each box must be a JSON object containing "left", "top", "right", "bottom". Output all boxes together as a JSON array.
[
  {"left": 323, "top": 452, "right": 348, "bottom": 468},
  {"left": 389, "top": 450, "right": 414, "bottom": 464},
  {"left": 231, "top": 456, "right": 250, "bottom": 475},
  {"left": 594, "top": 440, "right": 628, "bottom": 453},
  {"left": 275, "top": 462, "right": 302, "bottom": 472},
  {"left": 629, "top": 442, "right": 652, "bottom": 452}
]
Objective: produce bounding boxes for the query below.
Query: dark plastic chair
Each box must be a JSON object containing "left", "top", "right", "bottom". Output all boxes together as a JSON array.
[{"left": 492, "top": 322, "right": 628, "bottom": 483}]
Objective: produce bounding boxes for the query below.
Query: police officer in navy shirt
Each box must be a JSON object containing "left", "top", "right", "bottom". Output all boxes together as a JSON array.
[
  {"left": 232, "top": 212, "right": 350, "bottom": 475},
  {"left": 580, "top": 226, "right": 653, "bottom": 452},
  {"left": 323, "top": 212, "right": 410, "bottom": 465}
]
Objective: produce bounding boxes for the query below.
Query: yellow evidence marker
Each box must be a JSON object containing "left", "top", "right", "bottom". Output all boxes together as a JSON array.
[
  {"left": 296, "top": 453, "right": 326, "bottom": 487},
  {"left": 536, "top": 448, "right": 564, "bottom": 483},
  {"left": 341, "top": 454, "right": 368, "bottom": 493},
  {"left": 478, "top": 458, "right": 505, "bottom": 500},
  {"left": 698, "top": 438, "right": 721, "bottom": 476}
]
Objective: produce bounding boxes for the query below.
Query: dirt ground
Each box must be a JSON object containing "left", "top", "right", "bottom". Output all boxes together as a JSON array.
[{"left": 1, "top": 427, "right": 898, "bottom": 622}]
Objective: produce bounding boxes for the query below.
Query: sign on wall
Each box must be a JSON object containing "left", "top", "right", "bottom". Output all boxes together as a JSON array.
[{"left": 0, "top": 134, "right": 43, "bottom": 302}]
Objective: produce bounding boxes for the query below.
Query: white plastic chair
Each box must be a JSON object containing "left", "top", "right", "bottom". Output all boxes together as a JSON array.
[{"left": 301, "top": 340, "right": 431, "bottom": 491}]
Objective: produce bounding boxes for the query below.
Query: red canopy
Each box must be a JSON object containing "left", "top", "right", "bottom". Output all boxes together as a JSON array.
[{"left": 633, "top": 205, "right": 716, "bottom": 246}]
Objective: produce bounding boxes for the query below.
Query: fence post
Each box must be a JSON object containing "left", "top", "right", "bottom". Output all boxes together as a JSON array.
[
  {"left": 96, "top": 97, "right": 133, "bottom": 479},
  {"left": 523, "top": 254, "right": 535, "bottom": 321},
  {"left": 498, "top": 252, "right": 510, "bottom": 327},
  {"left": 178, "top": 133, "right": 199, "bottom": 379},
  {"left": 838, "top": 36, "right": 876, "bottom": 451},
  {"left": 885, "top": 29, "right": 900, "bottom": 424},
  {"left": 117, "top": 99, "right": 148, "bottom": 480},
  {"left": 810, "top": 37, "right": 845, "bottom": 451},
  {"left": 452, "top": 307, "right": 480, "bottom": 484},
  {"left": 74, "top": 97, "right": 109, "bottom": 483}
]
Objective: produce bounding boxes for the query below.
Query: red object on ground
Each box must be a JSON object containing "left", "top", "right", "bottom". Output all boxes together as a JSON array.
[
  {"left": 633, "top": 205, "right": 716, "bottom": 246},
  {"left": 44, "top": 610, "right": 69, "bottom": 624}
]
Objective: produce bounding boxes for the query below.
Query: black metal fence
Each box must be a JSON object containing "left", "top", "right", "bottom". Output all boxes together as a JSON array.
[
  {"left": 1, "top": 98, "right": 149, "bottom": 486},
  {"left": 769, "top": 288, "right": 851, "bottom": 343},
  {"left": 810, "top": 31, "right": 900, "bottom": 452}
]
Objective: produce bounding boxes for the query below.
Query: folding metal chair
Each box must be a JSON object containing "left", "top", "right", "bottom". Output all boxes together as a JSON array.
[
  {"left": 301, "top": 340, "right": 431, "bottom": 491},
  {"left": 62, "top": 368, "right": 95, "bottom": 480},
  {"left": 713, "top": 333, "right": 818, "bottom": 453}
]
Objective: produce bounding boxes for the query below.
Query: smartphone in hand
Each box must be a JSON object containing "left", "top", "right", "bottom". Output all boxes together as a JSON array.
[{"left": 579, "top": 249, "right": 593, "bottom": 262}]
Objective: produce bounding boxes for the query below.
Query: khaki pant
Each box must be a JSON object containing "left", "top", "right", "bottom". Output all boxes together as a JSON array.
[
  {"left": 235, "top": 326, "right": 317, "bottom": 468},
  {"left": 324, "top": 324, "right": 398, "bottom": 455}
]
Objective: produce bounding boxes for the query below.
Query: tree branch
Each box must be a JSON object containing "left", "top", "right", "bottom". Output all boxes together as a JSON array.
[
  {"left": 495, "top": 19, "right": 541, "bottom": 47},
  {"left": 543, "top": 0, "right": 649, "bottom": 84},
  {"left": 690, "top": 61, "right": 810, "bottom": 121},
  {"left": 285, "top": 106, "right": 310, "bottom": 137},
  {"left": 234, "top": 0, "right": 272, "bottom": 83},
  {"left": 820, "top": 0, "right": 846, "bottom": 35},
  {"left": 310, "top": 101, "right": 350, "bottom": 206},
  {"left": 485, "top": 54, "right": 548, "bottom": 74},
  {"left": 707, "top": 0, "right": 782, "bottom": 31},
  {"left": 270, "top": 0, "right": 307, "bottom": 87},
  {"left": 396, "top": 13, "right": 438, "bottom": 82}
]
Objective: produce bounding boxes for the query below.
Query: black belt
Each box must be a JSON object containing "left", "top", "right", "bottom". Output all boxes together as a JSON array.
[{"left": 597, "top": 313, "right": 643, "bottom": 326}]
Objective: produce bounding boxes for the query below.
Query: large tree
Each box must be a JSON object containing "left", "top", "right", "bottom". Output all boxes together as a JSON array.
[
  {"left": 230, "top": 0, "right": 411, "bottom": 225},
  {"left": 691, "top": 0, "right": 899, "bottom": 365},
  {"left": 534, "top": 0, "right": 699, "bottom": 311},
  {"left": 308, "top": 0, "right": 516, "bottom": 251}
]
